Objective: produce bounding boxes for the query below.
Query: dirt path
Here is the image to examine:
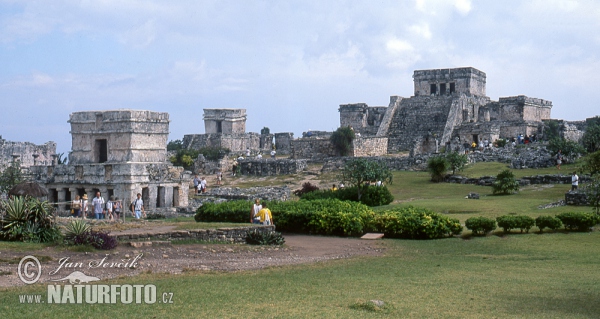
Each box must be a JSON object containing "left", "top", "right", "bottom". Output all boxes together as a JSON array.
[{"left": 0, "top": 233, "right": 384, "bottom": 287}]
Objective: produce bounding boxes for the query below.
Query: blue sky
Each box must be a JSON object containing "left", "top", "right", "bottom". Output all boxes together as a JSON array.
[{"left": 1, "top": 0, "right": 599, "bottom": 154}]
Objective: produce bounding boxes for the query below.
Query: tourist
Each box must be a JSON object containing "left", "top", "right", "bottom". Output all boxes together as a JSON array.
[
  {"left": 71, "top": 195, "right": 82, "bottom": 218},
  {"left": 257, "top": 202, "right": 273, "bottom": 225},
  {"left": 556, "top": 150, "right": 563, "bottom": 170},
  {"left": 105, "top": 196, "right": 114, "bottom": 221},
  {"left": 571, "top": 172, "right": 579, "bottom": 191},
  {"left": 216, "top": 171, "right": 222, "bottom": 186},
  {"left": 339, "top": 183, "right": 344, "bottom": 189},
  {"left": 82, "top": 194, "right": 89, "bottom": 219},
  {"left": 193, "top": 174, "right": 200, "bottom": 195},
  {"left": 270, "top": 149, "right": 276, "bottom": 158},
  {"left": 376, "top": 180, "right": 383, "bottom": 187},
  {"left": 257, "top": 152, "right": 262, "bottom": 159},
  {"left": 232, "top": 160, "right": 238, "bottom": 176},
  {"left": 200, "top": 177, "right": 207, "bottom": 193},
  {"left": 131, "top": 193, "right": 145, "bottom": 219},
  {"left": 246, "top": 148, "right": 251, "bottom": 157},
  {"left": 113, "top": 197, "right": 122, "bottom": 221},
  {"left": 92, "top": 191, "right": 105, "bottom": 220},
  {"left": 331, "top": 184, "right": 337, "bottom": 191},
  {"left": 250, "top": 199, "right": 262, "bottom": 224}
]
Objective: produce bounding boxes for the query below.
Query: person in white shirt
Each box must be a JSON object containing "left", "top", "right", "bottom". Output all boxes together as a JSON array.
[{"left": 571, "top": 172, "right": 579, "bottom": 191}]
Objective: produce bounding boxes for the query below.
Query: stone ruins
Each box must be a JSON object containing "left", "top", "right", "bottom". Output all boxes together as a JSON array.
[
  {"left": 0, "top": 135, "right": 56, "bottom": 169},
  {"left": 340, "top": 67, "right": 555, "bottom": 154},
  {"left": 29, "top": 110, "right": 188, "bottom": 213},
  {"left": 182, "top": 109, "right": 276, "bottom": 154}
]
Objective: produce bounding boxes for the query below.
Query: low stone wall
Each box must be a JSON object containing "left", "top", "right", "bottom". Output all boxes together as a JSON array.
[
  {"left": 446, "top": 174, "right": 591, "bottom": 186},
  {"left": 565, "top": 191, "right": 589, "bottom": 206},
  {"left": 290, "top": 138, "right": 336, "bottom": 160},
  {"left": 351, "top": 137, "right": 388, "bottom": 157},
  {"left": 200, "top": 186, "right": 291, "bottom": 201},
  {"left": 114, "top": 225, "right": 276, "bottom": 243},
  {"left": 238, "top": 158, "right": 307, "bottom": 176}
]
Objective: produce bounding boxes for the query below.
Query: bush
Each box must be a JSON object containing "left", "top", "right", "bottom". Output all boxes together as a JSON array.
[
  {"left": 373, "top": 206, "right": 462, "bottom": 239},
  {"left": 465, "top": 216, "right": 497, "bottom": 235},
  {"left": 300, "top": 186, "right": 394, "bottom": 207},
  {"left": 427, "top": 156, "right": 449, "bottom": 182},
  {"left": 330, "top": 126, "right": 355, "bottom": 156},
  {"left": 496, "top": 215, "right": 535, "bottom": 233},
  {"left": 195, "top": 199, "right": 375, "bottom": 237},
  {"left": 548, "top": 137, "right": 586, "bottom": 157},
  {"left": 245, "top": 229, "right": 285, "bottom": 245},
  {"left": 72, "top": 231, "right": 118, "bottom": 250},
  {"left": 495, "top": 138, "right": 507, "bottom": 147},
  {"left": 535, "top": 215, "right": 563, "bottom": 232},
  {"left": 556, "top": 212, "right": 600, "bottom": 232},
  {"left": 0, "top": 196, "right": 61, "bottom": 243},
  {"left": 64, "top": 219, "right": 91, "bottom": 239},
  {"left": 492, "top": 170, "right": 520, "bottom": 195},
  {"left": 145, "top": 213, "right": 166, "bottom": 220},
  {"left": 446, "top": 152, "right": 468, "bottom": 175},
  {"left": 581, "top": 122, "right": 600, "bottom": 153},
  {"left": 293, "top": 182, "right": 320, "bottom": 197}
]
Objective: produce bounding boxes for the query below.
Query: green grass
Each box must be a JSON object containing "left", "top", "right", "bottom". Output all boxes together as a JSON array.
[{"left": 1, "top": 233, "right": 599, "bottom": 318}]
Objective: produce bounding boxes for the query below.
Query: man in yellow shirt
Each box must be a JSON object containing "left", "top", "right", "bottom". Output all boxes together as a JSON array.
[{"left": 256, "top": 202, "right": 274, "bottom": 225}]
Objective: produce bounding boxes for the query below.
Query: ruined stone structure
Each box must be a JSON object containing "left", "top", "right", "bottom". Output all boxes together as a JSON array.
[
  {"left": 30, "top": 110, "right": 188, "bottom": 214},
  {"left": 0, "top": 136, "right": 56, "bottom": 168},
  {"left": 274, "top": 132, "right": 294, "bottom": 154},
  {"left": 340, "top": 67, "right": 553, "bottom": 154},
  {"left": 183, "top": 109, "right": 273, "bottom": 154}
]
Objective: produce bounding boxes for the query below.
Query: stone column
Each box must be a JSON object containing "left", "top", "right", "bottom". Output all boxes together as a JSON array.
[
  {"left": 32, "top": 154, "right": 39, "bottom": 166},
  {"left": 57, "top": 189, "right": 67, "bottom": 215}
]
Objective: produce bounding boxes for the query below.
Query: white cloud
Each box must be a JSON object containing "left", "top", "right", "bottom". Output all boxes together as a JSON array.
[
  {"left": 118, "top": 20, "right": 157, "bottom": 48},
  {"left": 409, "top": 23, "right": 432, "bottom": 40},
  {"left": 454, "top": 0, "right": 472, "bottom": 15},
  {"left": 386, "top": 38, "right": 414, "bottom": 53}
]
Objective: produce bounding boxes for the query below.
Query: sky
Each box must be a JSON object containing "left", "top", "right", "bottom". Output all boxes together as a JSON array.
[{"left": 1, "top": 0, "right": 599, "bottom": 155}]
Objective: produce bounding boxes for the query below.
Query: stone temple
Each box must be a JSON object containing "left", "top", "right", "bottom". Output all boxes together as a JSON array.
[
  {"left": 339, "top": 67, "right": 552, "bottom": 154},
  {"left": 30, "top": 110, "right": 188, "bottom": 213}
]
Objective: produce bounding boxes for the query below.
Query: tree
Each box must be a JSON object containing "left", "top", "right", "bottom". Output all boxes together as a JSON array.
[
  {"left": 167, "top": 139, "right": 184, "bottom": 151},
  {"left": 56, "top": 152, "right": 68, "bottom": 165},
  {"left": 330, "top": 126, "right": 355, "bottom": 156},
  {"left": 446, "top": 152, "right": 468, "bottom": 175},
  {"left": 583, "top": 150, "right": 600, "bottom": 176},
  {"left": 0, "top": 161, "right": 23, "bottom": 194},
  {"left": 341, "top": 158, "right": 392, "bottom": 200},
  {"left": 492, "top": 169, "right": 520, "bottom": 195},
  {"left": 260, "top": 127, "right": 270, "bottom": 135},
  {"left": 547, "top": 137, "right": 586, "bottom": 157},
  {"left": 581, "top": 123, "right": 600, "bottom": 154},
  {"left": 584, "top": 176, "right": 600, "bottom": 214},
  {"left": 427, "top": 156, "right": 449, "bottom": 182}
]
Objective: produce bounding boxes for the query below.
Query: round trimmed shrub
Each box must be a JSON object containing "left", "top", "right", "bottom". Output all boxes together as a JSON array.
[
  {"left": 374, "top": 206, "right": 462, "bottom": 239},
  {"left": 465, "top": 216, "right": 497, "bottom": 235},
  {"left": 556, "top": 212, "right": 600, "bottom": 232},
  {"left": 535, "top": 215, "right": 563, "bottom": 232}
]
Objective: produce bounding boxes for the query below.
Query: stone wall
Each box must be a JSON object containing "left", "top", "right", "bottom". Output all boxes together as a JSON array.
[
  {"left": 338, "top": 103, "right": 387, "bottom": 136},
  {"left": 446, "top": 174, "right": 591, "bottom": 186},
  {"left": 200, "top": 186, "right": 291, "bottom": 201},
  {"left": 203, "top": 108, "right": 247, "bottom": 134},
  {"left": 238, "top": 159, "right": 307, "bottom": 176},
  {"left": 290, "top": 138, "right": 336, "bottom": 159},
  {"left": 413, "top": 67, "right": 487, "bottom": 96},
  {"left": 182, "top": 133, "right": 262, "bottom": 153},
  {"left": 274, "top": 132, "right": 294, "bottom": 154},
  {"left": 114, "top": 225, "right": 276, "bottom": 243},
  {"left": 0, "top": 137, "right": 56, "bottom": 168},
  {"left": 69, "top": 110, "right": 169, "bottom": 164},
  {"left": 565, "top": 191, "right": 588, "bottom": 206},
  {"left": 351, "top": 137, "right": 388, "bottom": 157}
]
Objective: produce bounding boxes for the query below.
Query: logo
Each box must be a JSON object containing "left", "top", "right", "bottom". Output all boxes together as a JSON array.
[
  {"left": 18, "top": 256, "right": 41, "bottom": 284},
  {"left": 51, "top": 271, "right": 100, "bottom": 284}
]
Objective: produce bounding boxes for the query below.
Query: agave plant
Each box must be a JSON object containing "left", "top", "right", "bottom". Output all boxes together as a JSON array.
[
  {"left": 64, "top": 219, "right": 91, "bottom": 239},
  {"left": 0, "top": 196, "right": 60, "bottom": 242}
]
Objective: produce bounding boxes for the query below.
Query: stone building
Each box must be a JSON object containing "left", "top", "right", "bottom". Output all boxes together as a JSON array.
[
  {"left": 183, "top": 108, "right": 273, "bottom": 154},
  {"left": 0, "top": 136, "right": 56, "bottom": 169},
  {"left": 340, "top": 67, "right": 553, "bottom": 154},
  {"left": 30, "top": 110, "right": 188, "bottom": 213}
]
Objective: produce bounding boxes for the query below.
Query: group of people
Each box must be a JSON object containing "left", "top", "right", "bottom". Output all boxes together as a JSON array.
[
  {"left": 193, "top": 175, "right": 208, "bottom": 194},
  {"left": 250, "top": 199, "right": 274, "bottom": 225},
  {"left": 70, "top": 192, "right": 146, "bottom": 221}
]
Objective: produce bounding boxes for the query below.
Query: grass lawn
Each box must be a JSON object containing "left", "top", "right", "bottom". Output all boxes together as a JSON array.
[
  {"left": 1, "top": 232, "right": 599, "bottom": 318},
  {"left": 0, "top": 161, "right": 598, "bottom": 318}
]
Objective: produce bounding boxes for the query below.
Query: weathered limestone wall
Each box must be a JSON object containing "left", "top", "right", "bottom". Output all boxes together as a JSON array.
[
  {"left": 498, "top": 96, "right": 552, "bottom": 122},
  {"left": 290, "top": 138, "right": 336, "bottom": 159},
  {"left": 115, "top": 225, "right": 276, "bottom": 243},
  {"left": 413, "top": 67, "right": 486, "bottom": 96},
  {"left": 274, "top": 132, "right": 294, "bottom": 154},
  {"left": 351, "top": 137, "right": 388, "bottom": 157},
  {"left": 0, "top": 137, "right": 56, "bottom": 168},
  {"left": 338, "top": 104, "right": 387, "bottom": 136},
  {"left": 238, "top": 159, "right": 307, "bottom": 176},
  {"left": 182, "top": 133, "right": 262, "bottom": 153},
  {"left": 69, "top": 110, "right": 169, "bottom": 164},
  {"left": 203, "top": 109, "right": 247, "bottom": 134}
]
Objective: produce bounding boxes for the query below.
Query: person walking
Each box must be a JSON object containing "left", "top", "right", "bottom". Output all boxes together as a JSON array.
[
  {"left": 106, "top": 196, "right": 115, "bottom": 221},
  {"left": 571, "top": 172, "right": 579, "bottom": 191},
  {"left": 92, "top": 191, "right": 105, "bottom": 220},
  {"left": 556, "top": 150, "right": 563, "bottom": 170},
  {"left": 257, "top": 202, "right": 273, "bottom": 225},
  {"left": 193, "top": 174, "right": 200, "bottom": 195},
  {"left": 71, "top": 195, "right": 82, "bottom": 218},
  {"left": 82, "top": 194, "right": 89, "bottom": 219},
  {"left": 113, "top": 197, "right": 122, "bottom": 221},
  {"left": 131, "top": 193, "right": 145, "bottom": 219},
  {"left": 250, "top": 199, "right": 262, "bottom": 224}
]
